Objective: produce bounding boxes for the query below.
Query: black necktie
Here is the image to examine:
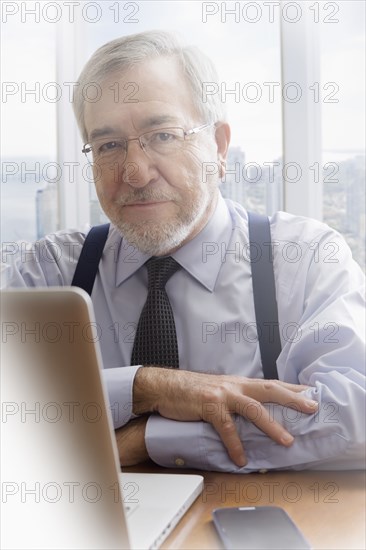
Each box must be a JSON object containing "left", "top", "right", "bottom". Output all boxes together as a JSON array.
[{"left": 131, "top": 256, "right": 181, "bottom": 368}]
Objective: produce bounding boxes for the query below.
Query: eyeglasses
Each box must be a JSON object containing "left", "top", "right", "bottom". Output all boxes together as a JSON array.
[{"left": 82, "top": 123, "right": 214, "bottom": 165}]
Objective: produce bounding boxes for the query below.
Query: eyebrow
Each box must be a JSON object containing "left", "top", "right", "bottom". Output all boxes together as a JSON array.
[
  {"left": 142, "top": 115, "right": 179, "bottom": 127},
  {"left": 88, "top": 116, "right": 181, "bottom": 141},
  {"left": 89, "top": 126, "right": 120, "bottom": 141}
]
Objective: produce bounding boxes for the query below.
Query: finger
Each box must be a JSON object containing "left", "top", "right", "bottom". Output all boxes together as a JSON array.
[
  {"left": 210, "top": 410, "right": 247, "bottom": 467},
  {"left": 239, "top": 397, "right": 295, "bottom": 447},
  {"left": 263, "top": 383, "right": 318, "bottom": 413},
  {"left": 244, "top": 378, "right": 310, "bottom": 393},
  {"left": 245, "top": 381, "right": 318, "bottom": 413},
  {"left": 273, "top": 380, "right": 311, "bottom": 392}
]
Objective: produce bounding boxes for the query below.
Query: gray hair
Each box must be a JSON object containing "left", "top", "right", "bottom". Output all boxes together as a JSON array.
[{"left": 73, "top": 30, "right": 226, "bottom": 143}]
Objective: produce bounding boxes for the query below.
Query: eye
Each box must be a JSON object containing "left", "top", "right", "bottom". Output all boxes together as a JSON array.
[
  {"left": 98, "top": 140, "right": 125, "bottom": 154},
  {"left": 155, "top": 132, "right": 176, "bottom": 142}
]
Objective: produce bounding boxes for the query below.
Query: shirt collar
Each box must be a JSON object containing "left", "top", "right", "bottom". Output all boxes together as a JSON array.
[{"left": 114, "top": 193, "right": 233, "bottom": 292}]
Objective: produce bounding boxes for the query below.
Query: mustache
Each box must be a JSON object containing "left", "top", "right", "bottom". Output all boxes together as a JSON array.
[{"left": 116, "top": 189, "right": 178, "bottom": 205}]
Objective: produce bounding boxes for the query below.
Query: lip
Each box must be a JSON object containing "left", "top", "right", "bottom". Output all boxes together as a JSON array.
[{"left": 123, "top": 201, "right": 171, "bottom": 208}]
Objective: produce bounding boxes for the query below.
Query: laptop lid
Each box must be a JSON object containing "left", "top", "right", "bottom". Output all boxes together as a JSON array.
[{"left": 1, "top": 288, "right": 203, "bottom": 549}]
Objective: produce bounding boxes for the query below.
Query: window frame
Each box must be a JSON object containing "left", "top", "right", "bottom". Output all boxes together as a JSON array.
[
  {"left": 56, "top": 17, "right": 90, "bottom": 229},
  {"left": 280, "top": 6, "right": 323, "bottom": 220}
]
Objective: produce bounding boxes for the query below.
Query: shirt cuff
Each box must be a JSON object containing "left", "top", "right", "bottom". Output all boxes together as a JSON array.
[
  {"left": 102, "top": 365, "right": 141, "bottom": 429},
  {"left": 146, "top": 415, "right": 210, "bottom": 469}
]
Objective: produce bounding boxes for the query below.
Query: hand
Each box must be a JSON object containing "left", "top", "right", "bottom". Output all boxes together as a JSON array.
[
  {"left": 115, "top": 416, "right": 149, "bottom": 466},
  {"left": 133, "top": 368, "right": 318, "bottom": 467}
]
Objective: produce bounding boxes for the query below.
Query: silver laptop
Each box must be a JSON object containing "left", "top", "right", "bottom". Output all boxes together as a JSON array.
[{"left": 1, "top": 288, "right": 203, "bottom": 549}]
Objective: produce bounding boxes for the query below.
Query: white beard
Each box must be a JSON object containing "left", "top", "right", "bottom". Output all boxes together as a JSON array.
[
  {"left": 115, "top": 189, "right": 215, "bottom": 255},
  {"left": 106, "top": 182, "right": 217, "bottom": 256}
]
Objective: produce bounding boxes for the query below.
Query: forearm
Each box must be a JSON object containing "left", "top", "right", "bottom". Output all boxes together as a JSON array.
[
  {"left": 146, "top": 380, "right": 365, "bottom": 472},
  {"left": 132, "top": 366, "right": 166, "bottom": 415},
  {"left": 132, "top": 366, "right": 319, "bottom": 467},
  {"left": 115, "top": 416, "right": 149, "bottom": 466}
]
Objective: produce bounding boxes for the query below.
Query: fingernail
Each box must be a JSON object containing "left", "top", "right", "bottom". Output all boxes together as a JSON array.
[
  {"left": 281, "top": 433, "right": 294, "bottom": 445},
  {"left": 238, "top": 455, "right": 247, "bottom": 467},
  {"left": 306, "top": 400, "right": 318, "bottom": 409}
]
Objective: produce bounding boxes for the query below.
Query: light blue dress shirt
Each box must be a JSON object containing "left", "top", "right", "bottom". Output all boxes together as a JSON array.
[{"left": 2, "top": 194, "right": 365, "bottom": 472}]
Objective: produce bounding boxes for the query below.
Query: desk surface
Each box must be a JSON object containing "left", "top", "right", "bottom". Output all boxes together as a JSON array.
[{"left": 126, "top": 464, "right": 365, "bottom": 550}]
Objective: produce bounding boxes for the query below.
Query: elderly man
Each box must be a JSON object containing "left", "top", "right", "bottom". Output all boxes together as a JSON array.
[{"left": 2, "top": 31, "right": 365, "bottom": 472}]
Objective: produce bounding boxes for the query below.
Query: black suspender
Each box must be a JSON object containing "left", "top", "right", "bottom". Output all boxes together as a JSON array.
[
  {"left": 247, "top": 212, "right": 281, "bottom": 380},
  {"left": 71, "top": 213, "right": 280, "bottom": 379},
  {"left": 71, "top": 223, "right": 110, "bottom": 297}
]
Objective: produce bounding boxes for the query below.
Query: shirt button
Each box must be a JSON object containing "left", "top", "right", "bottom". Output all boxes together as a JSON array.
[
  {"left": 175, "top": 458, "right": 185, "bottom": 467},
  {"left": 259, "top": 469, "right": 268, "bottom": 474}
]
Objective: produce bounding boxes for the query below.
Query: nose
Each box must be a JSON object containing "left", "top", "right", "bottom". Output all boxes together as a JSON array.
[{"left": 122, "top": 139, "right": 159, "bottom": 188}]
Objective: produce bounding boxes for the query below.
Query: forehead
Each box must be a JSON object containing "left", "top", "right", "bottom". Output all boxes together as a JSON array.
[{"left": 84, "top": 56, "right": 200, "bottom": 139}]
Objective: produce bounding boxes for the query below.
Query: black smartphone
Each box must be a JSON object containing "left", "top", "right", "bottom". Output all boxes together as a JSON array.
[{"left": 212, "top": 506, "right": 311, "bottom": 550}]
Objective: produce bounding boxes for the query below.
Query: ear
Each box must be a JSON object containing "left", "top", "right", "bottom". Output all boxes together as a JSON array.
[
  {"left": 214, "top": 123, "right": 231, "bottom": 177},
  {"left": 215, "top": 122, "right": 230, "bottom": 159}
]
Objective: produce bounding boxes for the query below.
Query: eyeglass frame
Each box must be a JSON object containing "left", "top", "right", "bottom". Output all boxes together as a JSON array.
[{"left": 81, "top": 122, "right": 216, "bottom": 163}]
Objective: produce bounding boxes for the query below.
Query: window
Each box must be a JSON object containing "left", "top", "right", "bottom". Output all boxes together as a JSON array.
[
  {"left": 1, "top": 14, "right": 58, "bottom": 243},
  {"left": 320, "top": 0, "right": 365, "bottom": 270}
]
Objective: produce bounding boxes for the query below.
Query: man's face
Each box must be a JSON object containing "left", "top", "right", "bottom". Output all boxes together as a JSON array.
[{"left": 84, "top": 56, "right": 225, "bottom": 255}]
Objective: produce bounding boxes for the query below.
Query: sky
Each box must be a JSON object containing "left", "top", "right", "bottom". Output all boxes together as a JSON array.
[{"left": 1, "top": 0, "right": 365, "bottom": 162}]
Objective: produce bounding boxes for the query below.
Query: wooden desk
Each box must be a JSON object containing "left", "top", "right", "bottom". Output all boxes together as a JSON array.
[{"left": 126, "top": 464, "right": 365, "bottom": 550}]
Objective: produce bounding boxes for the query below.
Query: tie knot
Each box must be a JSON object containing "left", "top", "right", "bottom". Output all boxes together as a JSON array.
[{"left": 146, "top": 256, "right": 181, "bottom": 289}]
